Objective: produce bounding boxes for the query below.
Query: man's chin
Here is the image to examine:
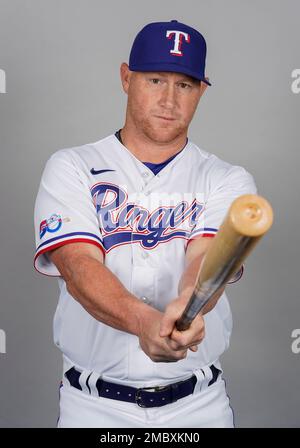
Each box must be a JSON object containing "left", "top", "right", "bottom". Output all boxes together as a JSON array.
[{"left": 145, "top": 126, "right": 185, "bottom": 145}]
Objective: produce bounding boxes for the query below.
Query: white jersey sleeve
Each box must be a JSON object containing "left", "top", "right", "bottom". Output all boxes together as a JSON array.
[
  {"left": 34, "top": 150, "right": 104, "bottom": 276},
  {"left": 189, "top": 158, "right": 257, "bottom": 283}
]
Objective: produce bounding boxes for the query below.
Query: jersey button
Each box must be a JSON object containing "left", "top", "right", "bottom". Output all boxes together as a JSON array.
[
  {"left": 141, "top": 251, "right": 149, "bottom": 259},
  {"left": 144, "top": 191, "right": 150, "bottom": 196},
  {"left": 142, "top": 172, "right": 149, "bottom": 178}
]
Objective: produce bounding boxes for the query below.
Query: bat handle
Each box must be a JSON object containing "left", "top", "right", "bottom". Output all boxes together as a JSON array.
[
  {"left": 175, "top": 287, "right": 215, "bottom": 331},
  {"left": 175, "top": 291, "right": 203, "bottom": 331}
]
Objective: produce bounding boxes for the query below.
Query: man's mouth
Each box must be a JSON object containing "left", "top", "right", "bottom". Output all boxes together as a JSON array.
[{"left": 154, "top": 115, "right": 176, "bottom": 121}]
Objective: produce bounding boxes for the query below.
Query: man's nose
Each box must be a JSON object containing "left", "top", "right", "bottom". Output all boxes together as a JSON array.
[{"left": 159, "top": 83, "right": 177, "bottom": 109}]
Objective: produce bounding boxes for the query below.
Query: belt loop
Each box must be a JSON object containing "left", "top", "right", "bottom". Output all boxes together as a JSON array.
[
  {"left": 201, "top": 365, "right": 213, "bottom": 391},
  {"left": 193, "top": 368, "right": 205, "bottom": 394},
  {"left": 88, "top": 371, "right": 102, "bottom": 397},
  {"left": 79, "top": 370, "right": 92, "bottom": 395},
  {"left": 193, "top": 365, "right": 214, "bottom": 393}
]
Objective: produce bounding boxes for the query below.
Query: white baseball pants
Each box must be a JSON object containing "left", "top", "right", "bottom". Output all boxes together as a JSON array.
[{"left": 57, "top": 368, "right": 234, "bottom": 428}]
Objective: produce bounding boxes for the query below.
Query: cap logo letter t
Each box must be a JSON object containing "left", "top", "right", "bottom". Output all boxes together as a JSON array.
[{"left": 166, "top": 30, "right": 190, "bottom": 57}]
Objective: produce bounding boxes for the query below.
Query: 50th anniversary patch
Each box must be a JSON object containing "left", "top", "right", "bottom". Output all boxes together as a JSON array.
[{"left": 39, "top": 214, "right": 70, "bottom": 239}]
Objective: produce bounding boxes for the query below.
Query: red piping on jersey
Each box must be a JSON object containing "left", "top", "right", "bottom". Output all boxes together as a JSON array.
[
  {"left": 34, "top": 238, "right": 106, "bottom": 277},
  {"left": 186, "top": 233, "right": 216, "bottom": 247}
]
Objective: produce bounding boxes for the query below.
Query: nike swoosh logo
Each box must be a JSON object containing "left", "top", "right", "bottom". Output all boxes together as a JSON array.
[{"left": 90, "top": 168, "right": 116, "bottom": 175}]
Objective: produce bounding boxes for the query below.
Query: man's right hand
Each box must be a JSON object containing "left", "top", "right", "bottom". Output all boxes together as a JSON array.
[
  {"left": 138, "top": 307, "right": 186, "bottom": 362},
  {"left": 137, "top": 306, "right": 201, "bottom": 363}
]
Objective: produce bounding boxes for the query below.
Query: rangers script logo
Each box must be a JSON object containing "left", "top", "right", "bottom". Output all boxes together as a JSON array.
[{"left": 91, "top": 183, "right": 204, "bottom": 252}]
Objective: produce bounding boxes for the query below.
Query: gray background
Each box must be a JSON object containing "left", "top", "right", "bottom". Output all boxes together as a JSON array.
[{"left": 0, "top": 0, "right": 299, "bottom": 427}]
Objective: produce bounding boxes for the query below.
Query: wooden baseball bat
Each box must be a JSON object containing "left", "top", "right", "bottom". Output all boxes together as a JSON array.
[{"left": 175, "top": 194, "right": 274, "bottom": 331}]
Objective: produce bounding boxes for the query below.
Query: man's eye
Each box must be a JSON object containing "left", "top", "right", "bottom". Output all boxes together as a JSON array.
[
  {"left": 178, "top": 82, "right": 191, "bottom": 89},
  {"left": 150, "top": 78, "right": 161, "bottom": 84}
]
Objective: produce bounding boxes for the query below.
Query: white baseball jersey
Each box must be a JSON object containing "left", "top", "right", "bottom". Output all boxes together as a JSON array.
[{"left": 34, "top": 133, "right": 257, "bottom": 387}]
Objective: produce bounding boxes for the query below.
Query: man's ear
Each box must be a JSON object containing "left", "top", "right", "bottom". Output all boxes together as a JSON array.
[
  {"left": 120, "top": 63, "right": 131, "bottom": 94},
  {"left": 199, "top": 77, "right": 209, "bottom": 97}
]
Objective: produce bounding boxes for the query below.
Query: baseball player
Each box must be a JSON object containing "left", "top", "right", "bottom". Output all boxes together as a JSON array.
[{"left": 34, "top": 20, "right": 257, "bottom": 428}]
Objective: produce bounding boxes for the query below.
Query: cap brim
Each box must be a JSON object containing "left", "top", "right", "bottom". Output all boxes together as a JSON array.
[{"left": 129, "top": 63, "right": 211, "bottom": 86}]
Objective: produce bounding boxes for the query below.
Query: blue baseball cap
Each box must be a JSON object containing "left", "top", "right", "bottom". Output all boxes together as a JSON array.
[{"left": 129, "top": 20, "right": 211, "bottom": 86}]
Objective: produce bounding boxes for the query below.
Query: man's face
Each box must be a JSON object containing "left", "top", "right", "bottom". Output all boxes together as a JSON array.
[{"left": 121, "top": 64, "right": 207, "bottom": 144}]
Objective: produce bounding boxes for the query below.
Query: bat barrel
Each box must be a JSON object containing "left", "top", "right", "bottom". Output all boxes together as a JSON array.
[
  {"left": 175, "top": 194, "right": 274, "bottom": 331},
  {"left": 229, "top": 194, "right": 274, "bottom": 237}
]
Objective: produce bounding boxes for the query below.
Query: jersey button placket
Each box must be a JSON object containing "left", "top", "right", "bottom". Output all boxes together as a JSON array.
[{"left": 140, "top": 170, "right": 153, "bottom": 192}]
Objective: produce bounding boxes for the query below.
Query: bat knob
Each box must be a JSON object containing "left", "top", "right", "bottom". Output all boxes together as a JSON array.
[{"left": 230, "top": 194, "right": 274, "bottom": 237}]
